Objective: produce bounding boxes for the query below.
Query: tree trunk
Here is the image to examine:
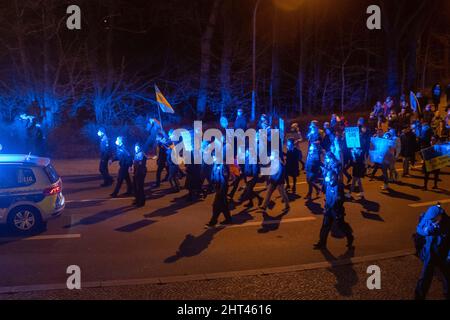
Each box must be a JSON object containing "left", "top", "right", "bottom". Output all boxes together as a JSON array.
[
  {"left": 14, "top": 0, "right": 31, "bottom": 94},
  {"left": 269, "top": 7, "right": 280, "bottom": 114},
  {"left": 386, "top": 37, "right": 400, "bottom": 99},
  {"left": 42, "top": 6, "right": 52, "bottom": 127},
  {"left": 220, "top": 0, "right": 232, "bottom": 115},
  {"left": 364, "top": 45, "right": 371, "bottom": 105},
  {"left": 197, "top": 0, "right": 221, "bottom": 118},
  {"left": 297, "top": 11, "right": 305, "bottom": 115}
]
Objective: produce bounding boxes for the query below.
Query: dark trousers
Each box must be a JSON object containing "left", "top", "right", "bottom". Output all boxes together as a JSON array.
[
  {"left": 402, "top": 157, "right": 415, "bottom": 176},
  {"left": 99, "top": 159, "right": 113, "bottom": 185},
  {"left": 371, "top": 163, "right": 381, "bottom": 177},
  {"left": 155, "top": 164, "right": 168, "bottom": 186},
  {"left": 168, "top": 167, "right": 180, "bottom": 191},
  {"left": 285, "top": 175, "right": 297, "bottom": 191},
  {"left": 133, "top": 173, "right": 146, "bottom": 206},
  {"left": 381, "top": 164, "right": 390, "bottom": 184},
  {"left": 239, "top": 176, "right": 262, "bottom": 205},
  {"left": 113, "top": 167, "right": 133, "bottom": 196},
  {"left": 319, "top": 214, "right": 353, "bottom": 246},
  {"left": 424, "top": 170, "right": 440, "bottom": 189},
  {"left": 209, "top": 186, "right": 231, "bottom": 225},
  {"left": 343, "top": 163, "right": 352, "bottom": 182},
  {"left": 229, "top": 175, "right": 246, "bottom": 200},
  {"left": 415, "top": 253, "right": 450, "bottom": 300},
  {"left": 307, "top": 176, "right": 321, "bottom": 197},
  {"left": 262, "top": 182, "right": 289, "bottom": 209}
]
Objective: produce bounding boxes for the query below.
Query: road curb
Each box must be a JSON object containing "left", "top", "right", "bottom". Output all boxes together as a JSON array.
[{"left": 0, "top": 249, "right": 416, "bottom": 295}]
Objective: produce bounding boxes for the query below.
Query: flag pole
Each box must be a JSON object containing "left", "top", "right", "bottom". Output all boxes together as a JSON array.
[{"left": 157, "top": 102, "right": 164, "bottom": 132}]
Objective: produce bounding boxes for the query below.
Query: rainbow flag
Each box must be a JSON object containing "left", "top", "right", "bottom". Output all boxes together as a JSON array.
[{"left": 155, "top": 85, "right": 174, "bottom": 114}]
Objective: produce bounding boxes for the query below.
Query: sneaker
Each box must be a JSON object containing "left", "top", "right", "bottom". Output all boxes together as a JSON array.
[
  {"left": 204, "top": 223, "right": 215, "bottom": 229},
  {"left": 381, "top": 184, "right": 388, "bottom": 191}
]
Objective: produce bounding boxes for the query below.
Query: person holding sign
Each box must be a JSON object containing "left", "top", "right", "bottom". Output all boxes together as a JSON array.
[{"left": 346, "top": 147, "right": 366, "bottom": 200}]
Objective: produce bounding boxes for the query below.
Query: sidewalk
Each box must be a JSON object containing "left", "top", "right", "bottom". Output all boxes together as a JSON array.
[{"left": 0, "top": 255, "right": 446, "bottom": 300}]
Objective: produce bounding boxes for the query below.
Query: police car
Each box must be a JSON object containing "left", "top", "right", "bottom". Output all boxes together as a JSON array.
[{"left": 0, "top": 154, "right": 65, "bottom": 233}]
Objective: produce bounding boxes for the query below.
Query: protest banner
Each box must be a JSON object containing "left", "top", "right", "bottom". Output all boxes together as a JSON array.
[{"left": 421, "top": 142, "right": 450, "bottom": 172}]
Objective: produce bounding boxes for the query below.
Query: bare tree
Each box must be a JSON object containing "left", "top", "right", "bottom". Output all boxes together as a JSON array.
[{"left": 196, "top": 0, "right": 221, "bottom": 118}]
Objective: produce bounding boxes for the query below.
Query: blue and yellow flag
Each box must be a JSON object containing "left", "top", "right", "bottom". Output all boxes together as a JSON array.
[{"left": 155, "top": 85, "right": 174, "bottom": 114}]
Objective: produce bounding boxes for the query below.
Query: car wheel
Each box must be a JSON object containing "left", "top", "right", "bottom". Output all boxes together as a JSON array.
[{"left": 7, "top": 206, "right": 42, "bottom": 234}]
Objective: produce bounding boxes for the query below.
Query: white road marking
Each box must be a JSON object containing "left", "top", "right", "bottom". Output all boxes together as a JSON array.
[
  {"left": 0, "top": 234, "right": 81, "bottom": 242},
  {"left": 66, "top": 197, "right": 133, "bottom": 203},
  {"left": 408, "top": 199, "right": 450, "bottom": 208}
]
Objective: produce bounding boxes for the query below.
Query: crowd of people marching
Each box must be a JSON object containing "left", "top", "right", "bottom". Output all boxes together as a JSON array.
[{"left": 95, "top": 84, "right": 449, "bottom": 257}]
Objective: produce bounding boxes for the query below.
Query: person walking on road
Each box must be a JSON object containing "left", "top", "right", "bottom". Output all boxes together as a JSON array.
[
  {"left": 205, "top": 158, "right": 232, "bottom": 228},
  {"left": 132, "top": 143, "right": 147, "bottom": 207},
  {"left": 261, "top": 154, "right": 290, "bottom": 212},
  {"left": 314, "top": 169, "right": 354, "bottom": 250},
  {"left": 414, "top": 204, "right": 450, "bottom": 300},
  {"left": 400, "top": 125, "right": 417, "bottom": 177},
  {"left": 285, "top": 138, "right": 302, "bottom": 194},
  {"left": 110, "top": 136, "right": 133, "bottom": 198},
  {"left": 346, "top": 147, "right": 366, "bottom": 200},
  {"left": 97, "top": 127, "right": 113, "bottom": 187},
  {"left": 153, "top": 133, "right": 169, "bottom": 188}
]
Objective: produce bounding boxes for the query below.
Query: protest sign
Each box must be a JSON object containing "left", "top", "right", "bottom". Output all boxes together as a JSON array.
[
  {"left": 345, "top": 127, "right": 361, "bottom": 149},
  {"left": 369, "top": 137, "right": 395, "bottom": 164}
]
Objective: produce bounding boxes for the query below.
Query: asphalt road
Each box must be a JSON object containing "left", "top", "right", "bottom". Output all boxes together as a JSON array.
[{"left": 0, "top": 158, "right": 449, "bottom": 295}]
